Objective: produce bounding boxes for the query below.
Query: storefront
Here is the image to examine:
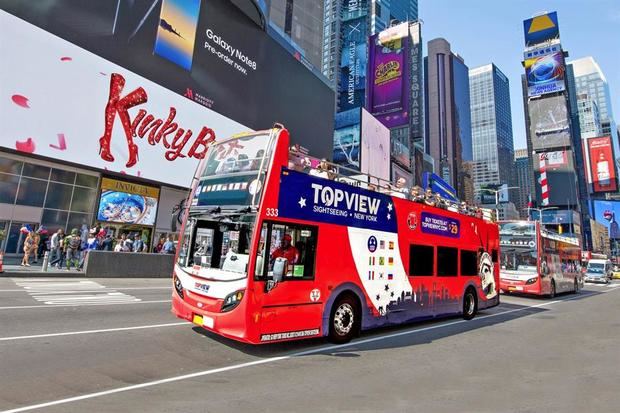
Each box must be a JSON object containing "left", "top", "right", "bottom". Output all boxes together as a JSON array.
[
  {"left": 95, "top": 177, "right": 160, "bottom": 251},
  {"left": 0, "top": 151, "right": 100, "bottom": 255}
]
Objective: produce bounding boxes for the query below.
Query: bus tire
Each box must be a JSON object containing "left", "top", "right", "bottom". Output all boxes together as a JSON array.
[
  {"left": 549, "top": 280, "right": 556, "bottom": 299},
  {"left": 462, "top": 288, "right": 477, "bottom": 320},
  {"left": 328, "top": 294, "right": 359, "bottom": 344}
]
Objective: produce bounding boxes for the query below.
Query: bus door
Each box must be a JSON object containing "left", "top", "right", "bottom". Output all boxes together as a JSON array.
[{"left": 252, "top": 221, "right": 323, "bottom": 336}]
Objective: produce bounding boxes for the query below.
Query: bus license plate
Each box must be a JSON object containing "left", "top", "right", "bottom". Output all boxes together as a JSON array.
[
  {"left": 508, "top": 286, "right": 523, "bottom": 291},
  {"left": 192, "top": 314, "right": 214, "bottom": 329}
]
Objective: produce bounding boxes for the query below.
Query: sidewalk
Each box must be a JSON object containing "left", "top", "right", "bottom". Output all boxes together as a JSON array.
[{"left": 1, "top": 255, "right": 85, "bottom": 277}]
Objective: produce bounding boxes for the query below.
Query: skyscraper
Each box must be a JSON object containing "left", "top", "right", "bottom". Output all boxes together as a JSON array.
[
  {"left": 268, "top": 0, "right": 325, "bottom": 71},
  {"left": 425, "top": 38, "right": 472, "bottom": 199},
  {"left": 521, "top": 11, "right": 585, "bottom": 239},
  {"left": 469, "top": 64, "right": 515, "bottom": 195},
  {"left": 570, "top": 57, "right": 616, "bottom": 138},
  {"left": 576, "top": 93, "right": 603, "bottom": 139},
  {"left": 514, "top": 148, "right": 532, "bottom": 218},
  {"left": 321, "top": 0, "right": 418, "bottom": 88}
]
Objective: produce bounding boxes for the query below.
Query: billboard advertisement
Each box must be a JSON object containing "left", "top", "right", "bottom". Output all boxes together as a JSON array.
[
  {"left": 409, "top": 22, "right": 423, "bottom": 138},
  {"left": 0, "top": 10, "right": 248, "bottom": 187},
  {"left": 0, "top": 0, "right": 335, "bottom": 161},
  {"left": 333, "top": 108, "right": 361, "bottom": 169},
  {"left": 367, "top": 23, "right": 408, "bottom": 128},
  {"left": 97, "top": 178, "right": 159, "bottom": 226},
  {"left": 525, "top": 52, "right": 566, "bottom": 96},
  {"left": 523, "top": 12, "right": 560, "bottom": 47},
  {"left": 528, "top": 96, "right": 571, "bottom": 150},
  {"left": 338, "top": 0, "right": 368, "bottom": 112},
  {"left": 534, "top": 149, "right": 579, "bottom": 207},
  {"left": 360, "top": 109, "right": 390, "bottom": 181},
  {"left": 585, "top": 136, "right": 618, "bottom": 193},
  {"left": 593, "top": 201, "right": 620, "bottom": 240}
]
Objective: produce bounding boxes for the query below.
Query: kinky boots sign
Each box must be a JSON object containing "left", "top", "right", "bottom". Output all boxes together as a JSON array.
[{"left": 99, "top": 74, "right": 216, "bottom": 168}]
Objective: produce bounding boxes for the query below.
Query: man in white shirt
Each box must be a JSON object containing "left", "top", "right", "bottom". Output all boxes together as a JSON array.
[{"left": 49, "top": 229, "right": 64, "bottom": 267}]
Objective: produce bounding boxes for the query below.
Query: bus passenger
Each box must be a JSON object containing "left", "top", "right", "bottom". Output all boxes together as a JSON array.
[
  {"left": 310, "top": 159, "right": 334, "bottom": 180},
  {"left": 390, "top": 178, "right": 407, "bottom": 199},
  {"left": 409, "top": 186, "right": 423, "bottom": 202},
  {"left": 424, "top": 189, "right": 436, "bottom": 206},
  {"left": 271, "top": 234, "right": 299, "bottom": 264}
]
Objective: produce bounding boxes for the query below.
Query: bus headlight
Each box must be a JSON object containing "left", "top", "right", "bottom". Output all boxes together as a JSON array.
[
  {"left": 526, "top": 277, "right": 538, "bottom": 285},
  {"left": 173, "top": 274, "right": 184, "bottom": 299},
  {"left": 221, "top": 290, "right": 245, "bottom": 312}
]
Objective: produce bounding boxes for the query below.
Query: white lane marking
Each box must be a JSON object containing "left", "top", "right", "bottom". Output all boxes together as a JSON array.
[
  {"left": 12, "top": 279, "right": 140, "bottom": 306},
  {"left": 0, "top": 299, "right": 171, "bottom": 310},
  {"left": 0, "top": 287, "right": 171, "bottom": 293},
  {"left": 2, "top": 288, "right": 616, "bottom": 413},
  {"left": 0, "top": 322, "right": 187, "bottom": 342}
]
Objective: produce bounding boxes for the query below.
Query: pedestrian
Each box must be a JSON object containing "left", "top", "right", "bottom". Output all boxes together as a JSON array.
[
  {"left": 154, "top": 237, "right": 164, "bottom": 253},
  {"left": 123, "top": 233, "right": 134, "bottom": 252},
  {"left": 132, "top": 233, "right": 144, "bottom": 253},
  {"left": 49, "top": 228, "right": 65, "bottom": 267},
  {"left": 21, "top": 231, "right": 35, "bottom": 267},
  {"left": 162, "top": 237, "right": 176, "bottom": 254},
  {"left": 101, "top": 233, "right": 114, "bottom": 251},
  {"left": 65, "top": 228, "right": 82, "bottom": 271},
  {"left": 79, "top": 228, "right": 100, "bottom": 270},
  {"left": 116, "top": 233, "right": 128, "bottom": 252},
  {"left": 31, "top": 231, "right": 41, "bottom": 263}
]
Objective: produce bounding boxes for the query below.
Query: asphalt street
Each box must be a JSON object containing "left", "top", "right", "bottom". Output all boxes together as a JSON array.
[{"left": 1, "top": 277, "right": 619, "bottom": 413}]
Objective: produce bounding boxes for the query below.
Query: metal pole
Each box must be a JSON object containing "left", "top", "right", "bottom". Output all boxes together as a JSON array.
[{"left": 42, "top": 251, "right": 50, "bottom": 272}]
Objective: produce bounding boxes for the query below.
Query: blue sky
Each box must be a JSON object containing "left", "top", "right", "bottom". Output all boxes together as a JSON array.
[{"left": 420, "top": 0, "right": 620, "bottom": 149}]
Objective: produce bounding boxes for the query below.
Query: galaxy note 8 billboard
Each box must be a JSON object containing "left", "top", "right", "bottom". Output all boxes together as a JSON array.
[{"left": 0, "top": 0, "right": 334, "bottom": 160}]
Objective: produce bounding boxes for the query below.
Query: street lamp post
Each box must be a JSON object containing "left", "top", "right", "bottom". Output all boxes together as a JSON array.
[
  {"left": 476, "top": 186, "right": 519, "bottom": 220},
  {"left": 524, "top": 206, "right": 559, "bottom": 228}
]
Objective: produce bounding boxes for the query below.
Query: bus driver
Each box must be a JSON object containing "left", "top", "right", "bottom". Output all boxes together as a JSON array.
[{"left": 271, "top": 234, "right": 299, "bottom": 265}]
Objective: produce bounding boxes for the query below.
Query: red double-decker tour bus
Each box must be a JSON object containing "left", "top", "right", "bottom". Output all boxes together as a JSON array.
[
  {"left": 499, "top": 221, "right": 582, "bottom": 297},
  {"left": 171, "top": 126, "right": 500, "bottom": 344}
]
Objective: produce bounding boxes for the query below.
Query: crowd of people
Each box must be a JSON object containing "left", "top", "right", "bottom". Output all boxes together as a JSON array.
[{"left": 20, "top": 224, "right": 176, "bottom": 271}]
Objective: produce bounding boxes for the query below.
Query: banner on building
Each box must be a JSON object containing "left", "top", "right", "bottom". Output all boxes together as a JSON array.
[
  {"left": 585, "top": 136, "right": 618, "bottom": 193},
  {"left": 523, "top": 11, "right": 560, "bottom": 47},
  {"left": 525, "top": 52, "right": 566, "bottom": 97},
  {"left": 534, "top": 149, "right": 578, "bottom": 207},
  {"left": 338, "top": 0, "right": 368, "bottom": 112},
  {"left": 528, "top": 96, "right": 571, "bottom": 150},
  {"left": 0, "top": 11, "right": 248, "bottom": 187},
  {"left": 360, "top": 109, "right": 390, "bottom": 181}
]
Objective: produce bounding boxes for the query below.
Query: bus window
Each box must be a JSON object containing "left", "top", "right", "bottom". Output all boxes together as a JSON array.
[
  {"left": 461, "top": 250, "right": 478, "bottom": 276},
  {"left": 254, "top": 222, "right": 317, "bottom": 280},
  {"left": 437, "top": 247, "right": 458, "bottom": 276},
  {"left": 409, "top": 245, "right": 434, "bottom": 276},
  {"left": 491, "top": 249, "right": 498, "bottom": 263}
]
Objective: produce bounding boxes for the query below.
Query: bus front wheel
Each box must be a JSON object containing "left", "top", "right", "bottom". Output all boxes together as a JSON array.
[
  {"left": 462, "top": 288, "right": 477, "bottom": 320},
  {"left": 328, "top": 295, "right": 359, "bottom": 344}
]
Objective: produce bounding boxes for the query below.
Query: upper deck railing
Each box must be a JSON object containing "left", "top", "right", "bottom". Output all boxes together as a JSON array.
[{"left": 288, "top": 146, "right": 496, "bottom": 223}]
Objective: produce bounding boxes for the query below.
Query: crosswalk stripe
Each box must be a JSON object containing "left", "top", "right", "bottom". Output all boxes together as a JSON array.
[{"left": 11, "top": 279, "right": 141, "bottom": 306}]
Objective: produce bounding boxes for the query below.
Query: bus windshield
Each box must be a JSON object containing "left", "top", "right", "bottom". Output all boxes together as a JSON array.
[
  {"left": 586, "top": 263, "right": 605, "bottom": 273},
  {"left": 500, "top": 222, "right": 538, "bottom": 272},
  {"left": 193, "top": 133, "right": 272, "bottom": 209},
  {"left": 202, "top": 134, "right": 270, "bottom": 177},
  {"left": 177, "top": 215, "right": 255, "bottom": 279}
]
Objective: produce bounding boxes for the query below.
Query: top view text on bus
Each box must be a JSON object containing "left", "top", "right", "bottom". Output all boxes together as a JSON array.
[{"left": 171, "top": 125, "right": 501, "bottom": 344}]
